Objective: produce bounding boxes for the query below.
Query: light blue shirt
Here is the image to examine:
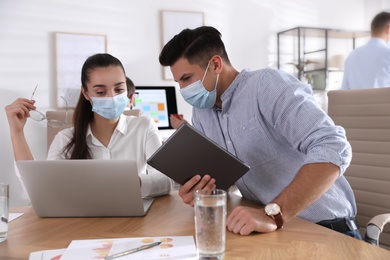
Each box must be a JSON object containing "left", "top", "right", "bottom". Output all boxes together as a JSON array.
[
  {"left": 341, "top": 38, "right": 390, "bottom": 89},
  {"left": 192, "top": 68, "right": 356, "bottom": 223}
]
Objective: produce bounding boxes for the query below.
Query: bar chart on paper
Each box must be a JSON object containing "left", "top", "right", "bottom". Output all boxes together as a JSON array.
[{"left": 29, "top": 236, "right": 197, "bottom": 260}]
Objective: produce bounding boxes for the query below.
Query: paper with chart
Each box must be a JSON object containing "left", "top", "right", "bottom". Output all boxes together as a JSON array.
[
  {"left": 9, "top": 213, "right": 24, "bottom": 222},
  {"left": 29, "top": 248, "right": 65, "bottom": 260},
  {"left": 59, "top": 236, "right": 197, "bottom": 260}
]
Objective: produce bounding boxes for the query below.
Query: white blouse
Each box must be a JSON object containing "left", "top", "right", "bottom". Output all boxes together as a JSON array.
[{"left": 47, "top": 114, "right": 172, "bottom": 198}]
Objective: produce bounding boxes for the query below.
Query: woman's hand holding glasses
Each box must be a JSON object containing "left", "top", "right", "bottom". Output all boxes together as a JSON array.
[
  {"left": 5, "top": 97, "right": 37, "bottom": 134},
  {"left": 5, "top": 84, "right": 39, "bottom": 134},
  {"left": 5, "top": 85, "right": 68, "bottom": 136}
]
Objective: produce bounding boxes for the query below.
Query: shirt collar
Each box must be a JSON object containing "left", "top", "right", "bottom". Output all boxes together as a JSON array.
[
  {"left": 116, "top": 114, "right": 128, "bottom": 134},
  {"left": 214, "top": 69, "right": 250, "bottom": 112},
  {"left": 369, "top": 37, "right": 387, "bottom": 46},
  {"left": 220, "top": 69, "right": 250, "bottom": 103},
  {"left": 86, "top": 114, "right": 128, "bottom": 137}
]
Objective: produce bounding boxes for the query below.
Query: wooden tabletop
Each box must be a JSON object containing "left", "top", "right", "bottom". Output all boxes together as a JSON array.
[{"left": 1, "top": 191, "right": 389, "bottom": 259}]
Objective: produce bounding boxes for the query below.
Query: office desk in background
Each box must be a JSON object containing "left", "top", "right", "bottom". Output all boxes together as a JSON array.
[{"left": 1, "top": 192, "right": 389, "bottom": 259}]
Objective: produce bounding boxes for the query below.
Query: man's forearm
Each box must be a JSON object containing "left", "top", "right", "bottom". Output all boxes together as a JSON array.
[{"left": 273, "top": 163, "right": 340, "bottom": 223}]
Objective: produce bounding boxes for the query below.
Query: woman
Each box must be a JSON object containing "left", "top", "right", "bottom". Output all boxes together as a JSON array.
[{"left": 5, "top": 53, "right": 171, "bottom": 198}]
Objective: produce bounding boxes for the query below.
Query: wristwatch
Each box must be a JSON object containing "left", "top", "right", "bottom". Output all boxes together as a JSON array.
[{"left": 264, "top": 203, "right": 284, "bottom": 229}]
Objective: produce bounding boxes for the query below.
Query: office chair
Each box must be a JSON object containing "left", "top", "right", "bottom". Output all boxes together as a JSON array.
[
  {"left": 327, "top": 88, "right": 390, "bottom": 249},
  {"left": 46, "top": 110, "right": 74, "bottom": 151},
  {"left": 123, "top": 109, "right": 141, "bottom": 117}
]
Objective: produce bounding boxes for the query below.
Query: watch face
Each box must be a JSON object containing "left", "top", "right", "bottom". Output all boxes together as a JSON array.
[{"left": 265, "top": 203, "right": 280, "bottom": 215}]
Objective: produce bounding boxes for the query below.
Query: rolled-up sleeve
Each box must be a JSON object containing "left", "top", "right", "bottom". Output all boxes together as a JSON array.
[{"left": 260, "top": 70, "right": 352, "bottom": 176}]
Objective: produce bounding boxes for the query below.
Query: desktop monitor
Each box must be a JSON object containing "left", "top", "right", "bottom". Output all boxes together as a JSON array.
[{"left": 134, "top": 86, "right": 178, "bottom": 130}]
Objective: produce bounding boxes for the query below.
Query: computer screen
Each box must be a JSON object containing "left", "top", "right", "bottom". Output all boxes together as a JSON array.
[{"left": 134, "top": 86, "right": 178, "bottom": 130}]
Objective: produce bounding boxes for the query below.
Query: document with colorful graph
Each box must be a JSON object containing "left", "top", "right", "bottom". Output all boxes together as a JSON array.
[
  {"left": 29, "top": 248, "right": 65, "bottom": 260},
  {"left": 59, "top": 236, "right": 197, "bottom": 260}
]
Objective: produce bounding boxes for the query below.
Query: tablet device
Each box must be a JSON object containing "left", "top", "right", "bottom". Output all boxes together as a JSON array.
[{"left": 147, "top": 124, "right": 250, "bottom": 190}]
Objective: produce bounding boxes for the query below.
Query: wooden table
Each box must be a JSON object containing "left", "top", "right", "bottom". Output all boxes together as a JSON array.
[{"left": 1, "top": 192, "right": 389, "bottom": 259}]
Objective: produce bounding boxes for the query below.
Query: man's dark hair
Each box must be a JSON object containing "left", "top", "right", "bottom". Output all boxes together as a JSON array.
[
  {"left": 371, "top": 11, "right": 390, "bottom": 35},
  {"left": 159, "top": 26, "right": 231, "bottom": 69},
  {"left": 126, "top": 77, "right": 135, "bottom": 98}
]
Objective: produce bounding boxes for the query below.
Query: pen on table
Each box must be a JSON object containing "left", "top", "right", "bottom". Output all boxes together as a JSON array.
[
  {"left": 104, "top": 241, "right": 161, "bottom": 260},
  {"left": 1, "top": 216, "right": 7, "bottom": 224}
]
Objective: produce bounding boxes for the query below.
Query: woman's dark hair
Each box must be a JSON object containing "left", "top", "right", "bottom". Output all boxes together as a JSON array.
[
  {"left": 62, "top": 53, "right": 126, "bottom": 159},
  {"left": 159, "top": 26, "right": 231, "bottom": 69}
]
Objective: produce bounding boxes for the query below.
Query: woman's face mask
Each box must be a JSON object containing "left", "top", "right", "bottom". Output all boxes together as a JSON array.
[
  {"left": 180, "top": 61, "right": 219, "bottom": 109},
  {"left": 89, "top": 92, "right": 129, "bottom": 120}
]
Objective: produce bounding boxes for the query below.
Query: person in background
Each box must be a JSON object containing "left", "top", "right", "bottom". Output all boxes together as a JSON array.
[
  {"left": 126, "top": 76, "right": 137, "bottom": 110},
  {"left": 159, "top": 26, "right": 360, "bottom": 239},
  {"left": 341, "top": 11, "right": 390, "bottom": 89},
  {"left": 5, "top": 53, "right": 171, "bottom": 198}
]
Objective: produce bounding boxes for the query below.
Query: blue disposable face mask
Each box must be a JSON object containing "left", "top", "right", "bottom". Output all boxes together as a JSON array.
[
  {"left": 180, "top": 61, "right": 219, "bottom": 109},
  {"left": 90, "top": 92, "right": 129, "bottom": 120}
]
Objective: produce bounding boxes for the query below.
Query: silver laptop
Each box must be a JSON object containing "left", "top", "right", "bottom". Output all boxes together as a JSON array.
[{"left": 16, "top": 159, "right": 154, "bottom": 217}]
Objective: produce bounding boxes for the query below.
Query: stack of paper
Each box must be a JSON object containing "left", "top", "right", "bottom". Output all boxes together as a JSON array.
[{"left": 29, "top": 236, "right": 197, "bottom": 260}]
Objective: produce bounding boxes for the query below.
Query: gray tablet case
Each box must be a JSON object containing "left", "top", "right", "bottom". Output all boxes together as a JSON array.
[{"left": 147, "top": 124, "right": 250, "bottom": 190}]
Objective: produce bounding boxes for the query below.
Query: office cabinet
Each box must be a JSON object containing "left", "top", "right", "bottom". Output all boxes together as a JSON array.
[{"left": 277, "top": 27, "right": 370, "bottom": 90}]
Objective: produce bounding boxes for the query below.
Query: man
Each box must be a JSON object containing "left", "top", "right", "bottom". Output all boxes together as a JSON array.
[
  {"left": 341, "top": 11, "right": 390, "bottom": 89},
  {"left": 126, "top": 76, "right": 137, "bottom": 109},
  {"left": 159, "top": 26, "right": 360, "bottom": 239}
]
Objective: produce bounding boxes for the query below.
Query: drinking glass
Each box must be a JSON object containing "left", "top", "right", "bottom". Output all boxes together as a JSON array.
[
  {"left": 0, "top": 183, "right": 9, "bottom": 243},
  {"left": 194, "top": 189, "right": 227, "bottom": 259}
]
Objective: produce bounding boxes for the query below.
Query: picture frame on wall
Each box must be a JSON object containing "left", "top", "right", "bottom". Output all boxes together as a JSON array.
[
  {"left": 160, "top": 10, "right": 204, "bottom": 80},
  {"left": 54, "top": 32, "right": 107, "bottom": 108}
]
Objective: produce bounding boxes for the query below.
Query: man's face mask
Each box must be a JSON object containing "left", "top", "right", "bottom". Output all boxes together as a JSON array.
[
  {"left": 180, "top": 61, "right": 219, "bottom": 109},
  {"left": 89, "top": 92, "right": 129, "bottom": 120}
]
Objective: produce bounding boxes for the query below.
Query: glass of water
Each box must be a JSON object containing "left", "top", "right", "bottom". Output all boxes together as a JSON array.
[
  {"left": 194, "top": 189, "right": 227, "bottom": 259},
  {"left": 0, "top": 183, "right": 9, "bottom": 243}
]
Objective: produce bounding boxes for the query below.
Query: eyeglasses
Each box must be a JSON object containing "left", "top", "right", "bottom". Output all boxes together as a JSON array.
[{"left": 29, "top": 85, "right": 68, "bottom": 128}]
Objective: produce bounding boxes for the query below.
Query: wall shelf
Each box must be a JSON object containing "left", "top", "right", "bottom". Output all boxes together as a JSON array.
[{"left": 277, "top": 27, "right": 370, "bottom": 90}]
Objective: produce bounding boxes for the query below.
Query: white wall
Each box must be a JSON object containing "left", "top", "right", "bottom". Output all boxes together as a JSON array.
[
  {"left": 1, "top": 0, "right": 386, "bottom": 206},
  {"left": 365, "top": 0, "right": 390, "bottom": 26}
]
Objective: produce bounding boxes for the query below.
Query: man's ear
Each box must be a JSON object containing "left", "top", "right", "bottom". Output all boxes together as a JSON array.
[
  {"left": 210, "top": 55, "right": 223, "bottom": 74},
  {"left": 386, "top": 24, "right": 390, "bottom": 38},
  {"left": 81, "top": 86, "right": 90, "bottom": 101}
]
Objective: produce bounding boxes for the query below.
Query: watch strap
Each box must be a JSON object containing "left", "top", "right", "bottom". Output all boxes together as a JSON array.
[{"left": 273, "top": 212, "right": 283, "bottom": 229}]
